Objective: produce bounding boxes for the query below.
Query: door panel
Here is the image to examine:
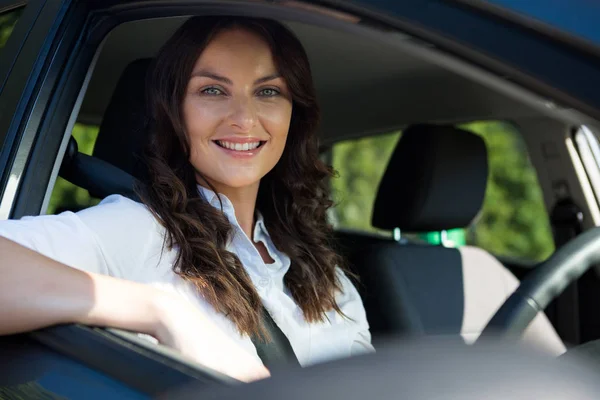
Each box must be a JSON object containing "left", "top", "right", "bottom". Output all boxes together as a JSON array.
[
  {"left": 0, "top": 334, "right": 149, "bottom": 399},
  {"left": 0, "top": 0, "right": 70, "bottom": 219}
]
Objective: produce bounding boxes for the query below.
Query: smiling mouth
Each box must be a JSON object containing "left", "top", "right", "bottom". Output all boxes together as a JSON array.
[{"left": 214, "top": 140, "right": 267, "bottom": 152}]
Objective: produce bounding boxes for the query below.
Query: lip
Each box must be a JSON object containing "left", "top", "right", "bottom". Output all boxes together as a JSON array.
[
  {"left": 212, "top": 138, "right": 267, "bottom": 158},
  {"left": 213, "top": 136, "right": 266, "bottom": 143}
]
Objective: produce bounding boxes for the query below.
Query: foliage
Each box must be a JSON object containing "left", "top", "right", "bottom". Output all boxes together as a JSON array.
[
  {"left": 462, "top": 121, "right": 555, "bottom": 261},
  {"left": 330, "top": 121, "right": 555, "bottom": 262},
  {"left": 0, "top": 8, "right": 23, "bottom": 49},
  {"left": 330, "top": 132, "right": 401, "bottom": 233},
  {"left": 47, "top": 124, "right": 99, "bottom": 215}
]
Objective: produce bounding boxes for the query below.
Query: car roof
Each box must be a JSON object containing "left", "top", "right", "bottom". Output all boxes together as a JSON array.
[{"left": 480, "top": 0, "right": 600, "bottom": 48}]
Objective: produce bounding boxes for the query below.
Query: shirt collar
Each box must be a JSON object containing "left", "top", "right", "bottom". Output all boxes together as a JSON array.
[
  {"left": 197, "top": 185, "right": 270, "bottom": 242},
  {"left": 253, "top": 211, "right": 269, "bottom": 243},
  {"left": 197, "top": 185, "right": 234, "bottom": 213},
  {"left": 197, "top": 185, "right": 289, "bottom": 277}
]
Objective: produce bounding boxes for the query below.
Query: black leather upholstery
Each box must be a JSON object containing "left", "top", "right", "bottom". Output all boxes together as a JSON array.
[
  {"left": 59, "top": 59, "right": 152, "bottom": 200},
  {"left": 340, "top": 235, "right": 465, "bottom": 337},
  {"left": 93, "top": 58, "right": 152, "bottom": 180},
  {"left": 372, "top": 124, "right": 488, "bottom": 232},
  {"left": 59, "top": 137, "right": 137, "bottom": 200},
  {"left": 345, "top": 125, "right": 489, "bottom": 343}
]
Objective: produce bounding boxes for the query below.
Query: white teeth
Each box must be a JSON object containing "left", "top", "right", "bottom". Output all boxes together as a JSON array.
[{"left": 217, "top": 141, "right": 261, "bottom": 151}]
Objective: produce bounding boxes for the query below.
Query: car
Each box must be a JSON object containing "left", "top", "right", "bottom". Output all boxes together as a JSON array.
[{"left": 2, "top": 0, "right": 600, "bottom": 398}]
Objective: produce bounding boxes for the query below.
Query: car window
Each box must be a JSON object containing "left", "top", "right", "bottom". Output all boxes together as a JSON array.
[
  {"left": 330, "top": 121, "right": 555, "bottom": 262},
  {"left": 330, "top": 131, "right": 400, "bottom": 234},
  {"left": 329, "top": 130, "right": 464, "bottom": 243},
  {"left": 461, "top": 121, "right": 555, "bottom": 262},
  {"left": 47, "top": 124, "right": 100, "bottom": 214},
  {"left": 0, "top": 6, "right": 24, "bottom": 55}
]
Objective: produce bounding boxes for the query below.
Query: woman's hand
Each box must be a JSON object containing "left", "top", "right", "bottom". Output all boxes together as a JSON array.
[
  {"left": 0, "top": 237, "right": 266, "bottom": 382},
  {"left": 151, "top": 291, "right": 270, "bottom": 383}
]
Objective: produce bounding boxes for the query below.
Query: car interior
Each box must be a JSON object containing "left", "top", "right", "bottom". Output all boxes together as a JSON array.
[{"left": 20, "top": 11, "right": 600, "bottom": 371}]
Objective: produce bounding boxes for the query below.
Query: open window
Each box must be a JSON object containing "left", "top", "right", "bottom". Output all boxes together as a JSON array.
[
  {"left": 329, "top": 121, "right": 555, "bottom": 263},
  {"left": 3, "top": 0, "right": 600, "bottom": 396}
]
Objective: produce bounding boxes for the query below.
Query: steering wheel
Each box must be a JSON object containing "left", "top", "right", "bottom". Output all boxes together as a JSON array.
[{"left": 480, "top": 226, "right": 600, "bottom": 339}]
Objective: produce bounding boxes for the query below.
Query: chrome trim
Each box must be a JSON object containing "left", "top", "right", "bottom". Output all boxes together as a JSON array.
[
  {"left": 0, "top": 120, "right": 36, "bottom": 220},
  {"left": 0, "top": 172, "right": 20, "bottom": 219},
  {"left": 574, "top": 126, "right": 600, "bottom": 207},
  {"left": 566, "top": 135, "right": 600, "bottom": 225}
]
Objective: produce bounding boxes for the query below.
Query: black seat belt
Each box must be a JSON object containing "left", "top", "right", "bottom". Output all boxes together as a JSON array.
[
  {"left": 550, "top": 199, "right": 583, "bottom": 346},
  {"left": 251, "top": 306, "right": 300, "bottom": 370}
]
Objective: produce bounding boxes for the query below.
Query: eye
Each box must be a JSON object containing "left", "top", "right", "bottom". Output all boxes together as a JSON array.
[
  {"left": 201, "top": 87, "right": 224, "bottom": 96},
  {"left": 257, "top": 88, "right": 280, "bottom": 97}
]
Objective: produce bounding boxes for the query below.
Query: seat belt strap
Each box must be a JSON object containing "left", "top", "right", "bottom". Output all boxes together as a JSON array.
[{"left": 250, "top": 306, "right": 300, "bottom": 369}]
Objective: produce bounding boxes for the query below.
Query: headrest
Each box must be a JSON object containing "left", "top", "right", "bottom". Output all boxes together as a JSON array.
[
  {"left": 372, "top": 124, "right": 488, "bottom": 232},
  {"left": 93, "top": 58, "right": 152, "bottom": 179}
]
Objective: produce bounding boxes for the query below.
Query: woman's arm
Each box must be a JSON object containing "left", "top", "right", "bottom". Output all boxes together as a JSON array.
[
  {"left": 0, "top": 236, "right": 269, "bottom": 382},
  {"left": 0, "top": 236, "right": 160, "bottom": 335}
]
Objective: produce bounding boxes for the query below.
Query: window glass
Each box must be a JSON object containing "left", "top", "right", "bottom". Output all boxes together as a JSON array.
[
  {"left": 330, "top": 131, "right": 400, "bottom": 233},
  {"left": 461, "top": 121, "right": 555, "bottom": 262},
  {"left": 330, "top": 121, "right": 555, "bottom": 262},
  {"left": 47, "top": 124, "right": 100, "bottom": 214},
  {"left": 0, "top": 7, "right": 24, "bottom": 54}
]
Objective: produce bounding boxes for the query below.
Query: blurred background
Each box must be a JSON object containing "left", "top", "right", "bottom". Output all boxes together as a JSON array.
[{"left": 328, "top": 121, "right": 554, "bottom": 263}]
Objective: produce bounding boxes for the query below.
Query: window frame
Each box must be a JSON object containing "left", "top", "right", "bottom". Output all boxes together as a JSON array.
[
  {"left": 573, "top": 126, "right": 600, "bottom": 208},
  {"left": 3, "top": 0, "right": 600, "bottom": 395},
  {"left": 0, "top": 0, "right": 73, "bottom": 219}
]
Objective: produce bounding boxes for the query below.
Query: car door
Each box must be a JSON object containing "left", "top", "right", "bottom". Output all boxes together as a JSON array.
[
  {"left": 3, "top": 0, "right": 600, "bottom": 398},
  {"left": 0, "top": 1, "right": 232, "bottom": 398}
]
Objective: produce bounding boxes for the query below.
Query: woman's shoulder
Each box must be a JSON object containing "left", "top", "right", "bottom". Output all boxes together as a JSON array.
[
  {"left": 0, "top": 195, "right": 166, "bottom": 278},
  {"left": 77, "top": 194, "right": 161, "bottom": 229},
  {"left": 81, "top": 193, "right": 151, "bottom": 213},
  {"left": 76, "top": 194, "right": 168, "bottom": 247},
  {"left": 74, "top": 194, "right": 170, "bottom": 278}
]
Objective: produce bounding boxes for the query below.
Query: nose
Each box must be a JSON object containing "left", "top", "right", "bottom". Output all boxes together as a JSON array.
[{"left": 228, "top": 96, "right": 257, "bottom": 133}]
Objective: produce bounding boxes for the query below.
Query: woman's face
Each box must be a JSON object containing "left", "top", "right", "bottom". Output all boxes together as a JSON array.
[{"left": 183, "top": 28, "right": 292, "bottom": 193}]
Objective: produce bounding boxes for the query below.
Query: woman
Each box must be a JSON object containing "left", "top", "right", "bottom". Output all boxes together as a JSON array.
[{"left": 0, "top": 16, "right": 373, "bottom": 382}]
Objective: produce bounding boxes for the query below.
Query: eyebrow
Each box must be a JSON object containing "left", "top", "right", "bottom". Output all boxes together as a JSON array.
[
  {"left": 254, "top": 73, "right": 282, "bottom": 84},
  {"left": 190, "top": 70, "right": 282, "bottom": 85}
]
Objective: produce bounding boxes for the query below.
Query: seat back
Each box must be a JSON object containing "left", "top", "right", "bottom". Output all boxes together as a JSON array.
[
  {"left": 59, "top": 59, "right": 152, "bottom": 200},
  {"left": 343, "top": 125, "right": 484, "bottom": 339},
  {"left": 347, "top": 125, "right": 565, "bottom": 354}
]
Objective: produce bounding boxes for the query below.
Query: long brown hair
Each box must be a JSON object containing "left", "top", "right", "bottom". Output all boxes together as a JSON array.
[{"left": 137, "top": 16, "right": 345, "bottom": 337}]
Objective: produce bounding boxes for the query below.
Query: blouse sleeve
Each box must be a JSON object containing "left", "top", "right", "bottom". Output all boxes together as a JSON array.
[
  {"left": 336, "top": 268, "right": 376, "bottom": 355},
  {"left": 0, "top": 195, "right": 160, "bottom": 280}
]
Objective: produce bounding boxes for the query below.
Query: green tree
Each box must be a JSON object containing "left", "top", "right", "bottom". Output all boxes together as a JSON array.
[
  {"left": 331, "top": 121, "right": 555, "bottom": 262},
  {"left": 461, "top": 121, "right": 554, "bottom": 261},
  {"left": 47, "top": 124, "right": 99, "bottom": 215},
  {"left": 0, "top": 8, "right": 23, "bottom": 49},
  {"left": 330, "top": 132, "right": 400, "bottom": 232}
]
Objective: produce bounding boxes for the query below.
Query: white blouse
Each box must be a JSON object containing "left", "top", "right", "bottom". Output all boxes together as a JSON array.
[{"left": 0, "top": 186, "right": 374, "bottom": 367}]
